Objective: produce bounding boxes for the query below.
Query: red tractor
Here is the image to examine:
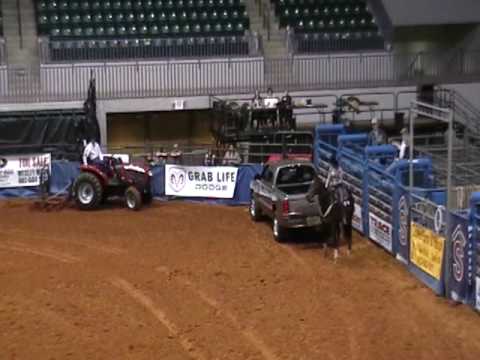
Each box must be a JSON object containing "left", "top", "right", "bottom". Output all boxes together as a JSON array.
[{"left": 73, "top": 157, "right": 152, "bottom": 211}]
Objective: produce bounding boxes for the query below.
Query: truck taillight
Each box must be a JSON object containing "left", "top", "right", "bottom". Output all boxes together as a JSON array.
[{"left": 282, "top": 199, "right": 290, "bottom": 216}]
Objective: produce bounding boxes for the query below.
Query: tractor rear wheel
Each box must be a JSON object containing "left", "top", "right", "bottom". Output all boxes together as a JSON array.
[
  {"left": 125, "top": 186, "right": 142, "bottom": 211},
  {"left": 74, "top": 172, "right": 103, "bottom": 210}
]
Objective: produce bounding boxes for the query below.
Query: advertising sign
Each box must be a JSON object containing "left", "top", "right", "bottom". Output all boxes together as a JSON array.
[
  {"left": 476, "top": 277, "right": 480, "bottom": 311},
  {"left": 0, "top": 153, "right": 51, "bottom": 188},
  {"left": 352, "top": 203, "right": 363, "bottom": 233},
  {"left": 165, "top": 165, "right": 238, "bottom": 199},
  {"left": 369, "top": 212, "right": 393, "bottom": 252},
  {"left": 410, "top": 222, "right": 445, "bottom": 280}
]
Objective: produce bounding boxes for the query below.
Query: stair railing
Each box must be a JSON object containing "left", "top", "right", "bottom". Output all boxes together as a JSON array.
[
  {"left": 258, "top": 0, "right": 271, "bottom": 41},
  {"left": 435, "top": 87, "right": 480, "bottom": 136},
  {"left": 0, "top": 38, "right": 6, "bottom": 65},
  {"left": 16, "top": 0, "right": 23, "bottom": 49}
]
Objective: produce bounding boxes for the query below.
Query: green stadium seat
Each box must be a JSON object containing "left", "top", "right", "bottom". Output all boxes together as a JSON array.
[
  {"left": 92, "top": 1, "right": 102, "bottom": 10},
  {"left": 179, "top": 11, "right": 188, "bottom": 22},
  {"left": 80, "top": 1, "right": 89, "bottom": 10},
  {"left": 39, "top": 14, "right": 48, "bottom": 24},
  {"left": 84, "top": 27, "right": 94, "bottom": 36},
  {"left": 235, "top": 21, "right": 244, "bottom": 32},
  {"left": 59, "top": 1, "right": 68, "bottom": 10},
  {"left": 49, "top": 14, "right": 59, "bottom": 24},
  {"left": 38, "top": 1, "right": 47, "bottom": 11},
  {"left": 117, "top": 25, "right": 127, "bottom": 35},
  {"left": 96, "top": 26, "right": 105, "bottom": 36},
  {"left": 126, "top": 12, "right": 135, "bottom": 22},
  {"left": 127, "top": 24, "right": 137, "bottom": 35},
  {"left": 112, "top": 0, "right": 122, "bottom": 10},
  {"left": 123, "top": 0, "right": 133, "bottom": 10},
  {"left": 146, "top": 11, "right": 156, "bottom": 21},
  {"left": 105, "top": 13, "right": 114, "bottom": 22},
  {"left": 115, "top": 12, "right": 124, "bottom": 22},
  {"left": 158, "top": 11, "right": 167, "bottom": 21},
  {"left": 144, "top": 0, "right": 153, "bottom": 9},
  {"left": 182, "top": 24, "right": 191, "bottom": 34},
  {"left": 71, "top": 14, "right": 81, "bottom": 24},
  {"left": 92, "top": 14, "right": 103, "bottom": 23},
  {"left": 168, "top": 11, "right": 177, "bottom": 22},
  {"left": 106, "top": 26, "right": 116, "bottom": 35}
]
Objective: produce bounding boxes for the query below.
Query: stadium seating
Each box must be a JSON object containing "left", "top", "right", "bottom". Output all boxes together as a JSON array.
[
  {"left": 35, "top": 0, "right": 251, "bottom": 60},
  {"left": 271, "top": 0, "right": 385, "bottom": 52}
]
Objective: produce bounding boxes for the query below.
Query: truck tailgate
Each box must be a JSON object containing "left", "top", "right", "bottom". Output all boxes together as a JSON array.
[{"left": 286, "top": 194, "right": 319, "bottom": 218}]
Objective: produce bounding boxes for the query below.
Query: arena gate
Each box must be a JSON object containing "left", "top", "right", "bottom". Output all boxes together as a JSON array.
[{"left": 314, "top": 117, "right": 479, "bottom": 310}]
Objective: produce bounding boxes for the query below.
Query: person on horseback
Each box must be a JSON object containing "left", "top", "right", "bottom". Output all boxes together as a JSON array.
[
  {"left": 325, "top": 157, "right": 343, "bottom": 189},
  {"left": 307, "top": 159, "right": 354, "bottom": 262}
]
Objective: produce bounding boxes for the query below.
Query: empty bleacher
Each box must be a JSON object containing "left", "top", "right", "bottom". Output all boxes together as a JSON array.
[
  {"left": 273, "top": 0, "right": 385, "bottom": 53},
  {"left": 36, "top": 0, "right": 252, "bottom": 61}
]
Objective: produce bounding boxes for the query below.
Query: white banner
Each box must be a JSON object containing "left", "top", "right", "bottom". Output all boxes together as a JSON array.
[
  {"left": 165, "top": 165, "right": 238, "bottom": 199},
  {"left": 369, "top": 212, "right": 393, "bottom": 252},
  {"left": 0, "top": 153, "right": 51, "bottom": 188},
  {"left": 352, "top": 203, "right": 363, "bottom": 233}
]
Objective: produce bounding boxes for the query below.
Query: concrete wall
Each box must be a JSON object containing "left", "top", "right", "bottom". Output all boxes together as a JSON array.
[
  {"left": 382, "top": 0, "right": 480, "bottom": 26},
  {"left": 107, "top": 110, "right": 213, "bottom": 150},
  {"left": 444, "top": 83, "right": 480, "bottom": 110}
]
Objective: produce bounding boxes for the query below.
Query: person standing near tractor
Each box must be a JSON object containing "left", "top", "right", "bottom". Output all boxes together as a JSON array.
[{"left": 82, "top": 138, "right": 104, "bottom": 166}]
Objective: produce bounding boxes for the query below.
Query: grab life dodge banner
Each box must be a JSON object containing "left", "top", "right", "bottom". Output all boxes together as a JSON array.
[
  {"left": 0, "top": 153, "right": 51, "bottom": 188},
  {"left": 165, "top": 165, "right": 238, "bottom": 199}
]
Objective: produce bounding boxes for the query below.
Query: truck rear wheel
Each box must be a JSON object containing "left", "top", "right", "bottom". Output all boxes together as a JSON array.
[
  {"left": 125, "top": 186, "right": 142, "bottom": 211},
  {"left": 74, "top": 172, "right": 103, "bottom": 210},
  {"left": 273, "top": 217, "right": 288, "bottom": 243}
]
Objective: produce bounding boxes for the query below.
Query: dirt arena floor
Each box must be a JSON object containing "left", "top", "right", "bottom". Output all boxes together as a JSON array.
[{"left": 1, "top": 200, "right": 480, "bottom": 360}]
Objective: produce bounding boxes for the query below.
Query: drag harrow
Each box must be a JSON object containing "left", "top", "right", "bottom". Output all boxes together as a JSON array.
[{"left": 32, "top": 166, "right": 73, "bottom": 211}]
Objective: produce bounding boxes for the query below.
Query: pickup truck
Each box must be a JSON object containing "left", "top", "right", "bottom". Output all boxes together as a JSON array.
[{"left": 249, "top": 160, "right": 322, "bottom": 242}]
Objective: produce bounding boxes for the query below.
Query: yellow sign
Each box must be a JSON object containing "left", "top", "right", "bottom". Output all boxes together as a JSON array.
[{"left": 410, "top": 223, "right": 445, "bottom": 280}]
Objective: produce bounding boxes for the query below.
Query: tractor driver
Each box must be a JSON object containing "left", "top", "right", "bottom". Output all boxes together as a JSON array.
[{"left": 82, "top": 138, "right": 104, "bottom": 167}]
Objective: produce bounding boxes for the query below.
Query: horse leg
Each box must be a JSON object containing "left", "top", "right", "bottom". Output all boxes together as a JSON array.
[
  {"left": 345, "top": 221, "right": 353, "bottom": 255},
  {"left": 333, "top": 222, "right": 340, "bottom": 263}
]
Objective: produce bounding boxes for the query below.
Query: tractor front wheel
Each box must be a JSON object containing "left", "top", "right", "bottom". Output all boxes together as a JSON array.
[
  {"left": 125, "top": 186, "right": 142, "bottom": 211},
  {"left": 74, "top": 173, "right": 103, "bottom": 210}
]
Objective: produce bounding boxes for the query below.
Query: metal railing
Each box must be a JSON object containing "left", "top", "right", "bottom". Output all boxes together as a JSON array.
[
  {"left": 39, "top": 34, "right": 262, "bottom": 63},
  {"left": 107, "top": 141, "right": 311, "bottom": 165},
  {"left": 1, "top": 50, "right": 480, "bottom": 103},
  {"left": 294, "top": 33, "right": 385, "bottom": 54}
]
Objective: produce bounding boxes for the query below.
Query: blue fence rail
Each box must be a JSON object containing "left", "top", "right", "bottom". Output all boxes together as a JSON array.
[{"left": 314, "top": 123, "right": 479, "bottom": 310}]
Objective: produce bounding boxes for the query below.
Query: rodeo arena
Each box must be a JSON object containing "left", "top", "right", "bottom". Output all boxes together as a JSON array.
[{"left": 3, "top": 0, "right": 480, "bottom": 359}]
